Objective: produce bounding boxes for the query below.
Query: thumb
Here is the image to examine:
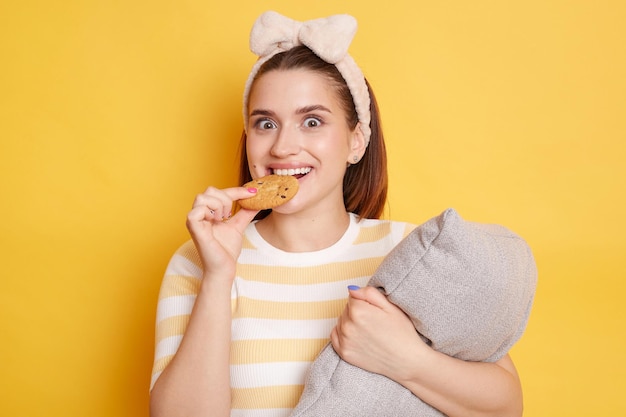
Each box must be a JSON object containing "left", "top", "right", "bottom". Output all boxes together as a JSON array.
[
  {"left": 347, "top": 285, "right": 391, "bottom": 310},
  {"left": 229, "top": 208, "right": 259, "bottom": 233}
]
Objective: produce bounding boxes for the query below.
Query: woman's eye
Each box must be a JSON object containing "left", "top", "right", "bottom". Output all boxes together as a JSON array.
[
  {"left": 256, "top": 119, "right": 277, "bottom": 130},
  {"left": 303, "top": 117, "right": 321, "bottom": 128}
]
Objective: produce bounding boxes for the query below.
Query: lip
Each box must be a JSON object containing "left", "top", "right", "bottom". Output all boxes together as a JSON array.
[{"left": 269, "top": 162, "right": 311, "bottom": 169}]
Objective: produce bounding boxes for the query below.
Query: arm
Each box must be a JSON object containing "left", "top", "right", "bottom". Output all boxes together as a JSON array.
[
  {"left": 331, "top": 286, "right": 523, "bottom": 417},
  {"left": 398, "top": 347, "right": 522, "bottom": 417},
  {"left": 150, "top": 271, "right": 234, "bottom": 417},
  {"left": 150, "top": 187, "right": 258, "bottom": 417}
]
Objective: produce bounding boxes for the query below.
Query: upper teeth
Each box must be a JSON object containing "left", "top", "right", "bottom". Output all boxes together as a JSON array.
[{"left": 273, "top": 167, "right": 312, "bottom": 176}]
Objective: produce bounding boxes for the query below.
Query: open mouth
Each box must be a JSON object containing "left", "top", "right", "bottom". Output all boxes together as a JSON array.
[{"left": 272, "top": 167, "right": 312, "bottom": 179}]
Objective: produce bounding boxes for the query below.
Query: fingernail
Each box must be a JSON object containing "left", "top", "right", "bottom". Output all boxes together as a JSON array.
[
  {"left": 347, "top": 285, "right": 360, "bottom": 291},
  {"left": 247, "top": 187, "right": 257, "bottom": 193}
]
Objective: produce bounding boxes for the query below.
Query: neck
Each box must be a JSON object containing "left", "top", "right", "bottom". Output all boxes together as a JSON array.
[{"left": 255, "top": 208, "right": 351, "bottom": 253}]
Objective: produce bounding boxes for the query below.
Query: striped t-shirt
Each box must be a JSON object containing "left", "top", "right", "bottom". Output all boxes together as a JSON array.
[{"left": 151, "top": 213, "right": 415, "bottom": 416}]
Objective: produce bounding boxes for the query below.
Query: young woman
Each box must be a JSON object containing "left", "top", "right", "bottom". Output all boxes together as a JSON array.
[{"left": 150, "top": 11, "right": 523, "bottom": 417}]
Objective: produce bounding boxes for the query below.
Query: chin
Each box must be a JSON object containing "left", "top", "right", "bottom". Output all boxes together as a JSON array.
[{"left": 271, "top": 196, "right": 307, "bottom": 215}]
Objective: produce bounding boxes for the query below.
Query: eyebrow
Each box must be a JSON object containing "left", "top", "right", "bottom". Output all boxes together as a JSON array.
[
  {"left": 249, "top": 104, "right": 332, "bottom": 118},
  {"left": 249, "top": 109, "right": 274, "bottom": 118},
  {"left": 296, "top": 104, "right": 332, "bottom": 114}
]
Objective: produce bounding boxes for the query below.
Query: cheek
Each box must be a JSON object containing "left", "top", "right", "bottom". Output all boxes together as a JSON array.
[
  {"left": 246, "top": 137, "right": 264, "bottom": 160},
  {"left": 315, "top": 133, "right": 352, "bottom": 159},
  {"left": 246, "top": 138, "right": 270, "bottom": 174}
]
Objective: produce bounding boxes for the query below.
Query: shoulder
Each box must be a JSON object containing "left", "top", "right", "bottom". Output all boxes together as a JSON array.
[
  {"left": 353, "top": 215, "right": 417, "bottom": 242},
  {"left": 351, "top": 214, "right": 417, "bottom": 250},
  {"left": 154, "top": 240, "right": 203, "bottom": 304},
  {"left": 164, "top": 239, "right": 203, "bottom": 278}
]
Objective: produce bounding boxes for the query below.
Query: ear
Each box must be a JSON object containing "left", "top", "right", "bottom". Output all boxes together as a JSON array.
[{"left": 347, "top": 122, "right": 366, "bottom": 164}]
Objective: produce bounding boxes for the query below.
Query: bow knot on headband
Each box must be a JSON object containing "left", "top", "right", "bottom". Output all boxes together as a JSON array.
[
  {"left": 250, "top": 12, "right": 357, "bottom": 65},
  {"left": 243, "top": 11, "right": 372, "bottom": 145}
]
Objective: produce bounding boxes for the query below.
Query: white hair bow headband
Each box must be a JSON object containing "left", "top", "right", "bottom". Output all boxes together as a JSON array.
[{"left": 242, "top": 11, "right": 372, "bottom": 145}]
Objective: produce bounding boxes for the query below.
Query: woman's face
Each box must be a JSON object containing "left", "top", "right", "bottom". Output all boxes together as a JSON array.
[{"left": 246, "top": 68, "right": 364, "bottom": 215}]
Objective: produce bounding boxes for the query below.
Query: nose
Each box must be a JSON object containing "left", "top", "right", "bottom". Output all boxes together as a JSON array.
[{"left": 270, "top": 126, "right": 301, "bottom": 158}]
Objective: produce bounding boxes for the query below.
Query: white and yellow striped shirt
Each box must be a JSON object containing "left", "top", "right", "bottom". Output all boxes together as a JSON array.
[{"left": 151, "top": 213, "right": 415, "bottom": 416}]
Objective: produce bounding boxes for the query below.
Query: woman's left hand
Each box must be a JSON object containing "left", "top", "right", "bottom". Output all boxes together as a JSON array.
[
  {"left": 330, "top": 286, "right": 427, "bottom": 381},
  {"left": 331, "top": 286, "right": 523, "bottom": 417}
]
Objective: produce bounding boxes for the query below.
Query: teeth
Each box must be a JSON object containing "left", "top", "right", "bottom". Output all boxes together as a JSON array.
[{"left": 273, "top": 167, "right": 312, "bottom": 176}]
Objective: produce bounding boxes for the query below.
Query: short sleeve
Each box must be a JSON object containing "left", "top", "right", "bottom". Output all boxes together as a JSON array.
[{"left": 150, "top": 240, "right": 203, "bottom": 390}]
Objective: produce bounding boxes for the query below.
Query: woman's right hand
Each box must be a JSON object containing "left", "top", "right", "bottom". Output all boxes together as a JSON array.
[{"left": 186, "top": 186, "right": 259, "bottom": 281}]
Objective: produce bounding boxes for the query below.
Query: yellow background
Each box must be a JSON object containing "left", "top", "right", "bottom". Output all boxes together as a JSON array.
[{"left": 1, "top": 1, "right": 624, "bottom": 416}]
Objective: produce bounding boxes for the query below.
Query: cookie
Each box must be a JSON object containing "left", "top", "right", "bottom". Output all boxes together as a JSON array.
[{"left": 239, "top": 174, "right": 299, "bottom": 210}]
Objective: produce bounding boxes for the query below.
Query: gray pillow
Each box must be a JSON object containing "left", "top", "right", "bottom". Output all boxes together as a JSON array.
[{"left": 291, "top": 208, "right": 537, "bottom": 417}]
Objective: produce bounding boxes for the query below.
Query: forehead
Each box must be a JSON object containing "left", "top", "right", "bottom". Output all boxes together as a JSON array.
[{"left": 248, "top": 69, "right": 342, "bottom": 111}]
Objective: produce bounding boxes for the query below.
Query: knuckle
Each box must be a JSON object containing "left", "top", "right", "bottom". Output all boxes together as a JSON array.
[
  {"left": 347, "top": 305, "right": 365, "bottom": 322},
  {"left": 193, "top": 194, "right": 206, "bottom": 206},
  {"left": 186, "top": 208, "right": 197, "bottom": 221},
  {"left": 362, "top": 286, "right": 380, "bottom": 296}
]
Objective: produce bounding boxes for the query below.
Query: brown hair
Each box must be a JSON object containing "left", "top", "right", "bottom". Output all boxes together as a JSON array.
[{"left": 238, "top": 46, "right": 388, "bottom": 219}]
